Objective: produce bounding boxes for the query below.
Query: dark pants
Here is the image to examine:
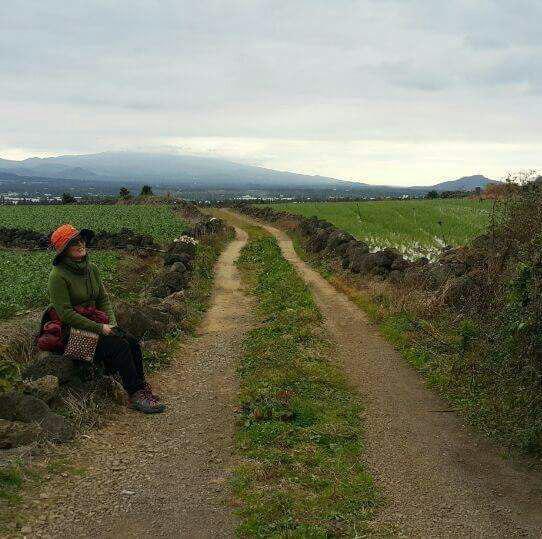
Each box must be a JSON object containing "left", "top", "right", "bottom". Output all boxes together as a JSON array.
[{"left": 94, "top": 334, "right": 146, "bottom": 395}]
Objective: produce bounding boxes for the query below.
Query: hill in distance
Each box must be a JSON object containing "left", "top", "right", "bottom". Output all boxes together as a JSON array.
[
  {"left": 426, "top": 175, "right": 499, "bottom": 192},
  {"left": 0, "top": 151, "right": 500, "bottom": 195},
  {"left": 0, "top": 152, "right": 361, "bottom": 189}
]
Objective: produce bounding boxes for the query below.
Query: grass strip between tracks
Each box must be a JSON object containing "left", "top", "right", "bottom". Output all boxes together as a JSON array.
[{"left": 232, "top": 230, "right": 379, "bottom": 537}]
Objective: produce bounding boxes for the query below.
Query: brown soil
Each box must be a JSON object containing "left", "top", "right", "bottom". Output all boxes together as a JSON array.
[
  {"left": 21, "top": 227, "right": 255, "bottom": 538},
  {"left": 224, "top": 209, "right": 542, "bottom": 538}
]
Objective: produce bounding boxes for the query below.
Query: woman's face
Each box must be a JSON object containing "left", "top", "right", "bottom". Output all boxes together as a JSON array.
[{"left": 65, "top": 236, "right": 87, "bottom": 260}]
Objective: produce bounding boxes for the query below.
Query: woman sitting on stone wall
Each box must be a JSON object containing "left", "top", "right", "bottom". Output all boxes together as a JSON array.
[{"left": 38, "top": 224, "right": 165, "bottom": 414}]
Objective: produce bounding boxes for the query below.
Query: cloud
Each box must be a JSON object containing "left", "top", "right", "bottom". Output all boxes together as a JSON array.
[
  {"left": 0, "top": 0, "right": 541, "bottom": 183},
  {"left": 156, "top": 136, "right": 542, "bottom": 184}
]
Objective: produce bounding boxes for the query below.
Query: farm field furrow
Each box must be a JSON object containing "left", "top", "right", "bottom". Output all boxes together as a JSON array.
[
  {"left": 269, "top": 199, "right": 492, "bottom": 260},
  {"left": 1, "top": 250, "right": 120, "bottom": 320},
  {"left": 0, "top": 205, "right": 186, "bottom": 242}
]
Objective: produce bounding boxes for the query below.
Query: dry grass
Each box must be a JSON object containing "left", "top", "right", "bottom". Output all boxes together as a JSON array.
[{"left": 59, "top": 389, "right": 113, "bottom": 433}]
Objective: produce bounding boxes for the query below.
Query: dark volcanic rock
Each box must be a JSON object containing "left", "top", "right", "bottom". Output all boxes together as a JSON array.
[
  {"left": 350, "top": 249, "right": 399, "bottom": 275},
  {"left": 413, "top": 257, "right": 430, "bottom": 267},
  {"left": 13, "top": 394, "right": 50, "bottom": 423},
  {"left": 0, "top": 228, "right": 49, "bottom": 249},
  {"left": 164, "top": 252, "right": 193, "bottom": 267},
  {"left": 185, "top": 217, "right": 226, "bottom": 238},
  {"left": 0, "top": 392, "right": 19, "bottom": 421},
  {"left": 347, "top": 241, "right": 369, "bottom": 258},
  {"left": 168, "top": 262, "right": 187, "bottom": 275},
  {"left": 350, "top": 251, "right": 368, "bottom": 273},
  {"left": 167, "top": 238, "right": 197, "bottom": 257},
  {"left": 373, "top": 248, "right": 400, "bottom": 270},
  {"left": 22, "top": 354, "right": 77, "bottom": 385},
  {"left": 164, "top": 272, "right": 189, "bottom": 292},
  {"left": 421, "top": 265, "right": 453, "bottom": 289},
  {"left": 335, "top": 242, "right": 350, "bottom": 257},
  {"left": 150, "top": 269, "right": 189, "bottom": 296},
  {"left": 391, "top": 257, "right": 411, "bottom": 271},
  {"left": 325, "top": 230, "right": 352, "bottom": 252},
  {"left": 160, "top": 292, "right": 187, "bottom": 318},
  {"left": 93, "top": 228, "right": 156, "bottom": 250},
  {"left": 22, "top": 375, "right": 59, "bottom": 403},
  {"left": 309, "top": 228, "right": 331, "bottom": 252},
  {"left": 41, "top": 412, "right": 75, "bottom": 442},
  {"left": 115, "top": 302, "right": 162, "bottom": 338},
  {"left": 353, "top": 252, "right": 378, "bottom": 274},
  {"left": 438, "top": 247, "right": 472, "bottom": 277},
  {"left": 0, "top": 419, "right": 43, "bottom": 449},
  {"left": 0, "top": 392, "right": 69, "bottom": 443}
]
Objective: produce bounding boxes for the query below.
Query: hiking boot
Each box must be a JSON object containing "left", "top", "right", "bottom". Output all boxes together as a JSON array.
[
  {"left": 130, "top": 389, "right": 166, "bottom": 414},
  {"left": 143, "top": 382, "right": 161, "bottom": 401}
]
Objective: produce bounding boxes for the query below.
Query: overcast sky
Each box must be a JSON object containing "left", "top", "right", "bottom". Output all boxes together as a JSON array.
[{"left": 1, "top": 0, "right": 541, "bottom": 185}]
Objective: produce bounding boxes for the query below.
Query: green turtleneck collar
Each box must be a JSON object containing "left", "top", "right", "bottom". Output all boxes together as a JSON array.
[{"left": 58, "top": 256, "right": 90, "bottom": 275}]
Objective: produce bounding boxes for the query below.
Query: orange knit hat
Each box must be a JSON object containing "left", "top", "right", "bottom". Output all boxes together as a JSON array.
[{"left": 50, "top": 224, "right": 94, "bottom": 264}]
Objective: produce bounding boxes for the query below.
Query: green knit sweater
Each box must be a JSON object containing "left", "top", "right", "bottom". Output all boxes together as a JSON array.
[{"left": 48, "top": 257, "right": 117, "bottom": 334}]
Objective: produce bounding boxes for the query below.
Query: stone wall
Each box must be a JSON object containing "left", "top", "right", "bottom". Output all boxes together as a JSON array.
[{"left": 232, "top": 203, "right": 490, "bottom": 309}]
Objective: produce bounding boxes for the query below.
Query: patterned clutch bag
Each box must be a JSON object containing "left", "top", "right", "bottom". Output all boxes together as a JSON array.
[{"left": 64, "top": 328, "right": 100, "bottom": 362}]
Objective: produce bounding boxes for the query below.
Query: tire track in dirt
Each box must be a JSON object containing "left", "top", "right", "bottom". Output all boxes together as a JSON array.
[
  {"left": 25, "top": 227, "right": 254, "bottom": 538},
  {"left": 225, "top": 210, "right": 542, "bottom": 538}
]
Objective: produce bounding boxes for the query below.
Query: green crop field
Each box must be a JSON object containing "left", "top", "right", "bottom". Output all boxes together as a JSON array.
[
  {"left": 0, "top": 203, "right": 188, "bottom": 319},
  {"left": 0, "top": 205, "right": 185, "bottom": 242},
  {"left": 269, "top": 199, "right": 492, "bottom": 260},
  {"left": 0, "top": 251, "right": 119, "bottom": 319}
]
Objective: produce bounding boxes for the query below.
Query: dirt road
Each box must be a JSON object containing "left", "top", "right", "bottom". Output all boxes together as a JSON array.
[
  {"left": 224, "top": 210, "right": 542, "bottom": 538},
  {"left": 26, "top": 227, "right": 254, "bottom": 538},
  {"left": 19, "top": 212, "right": 542, "bottom": 538}
]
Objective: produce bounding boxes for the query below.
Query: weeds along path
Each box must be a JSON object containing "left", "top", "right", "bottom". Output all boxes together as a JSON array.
[
  {"left": 26, "top": 227, "right": 254, "bottom": 538},
  {"left": 223, "top": 210, "right": 542, "bottom": 538}
]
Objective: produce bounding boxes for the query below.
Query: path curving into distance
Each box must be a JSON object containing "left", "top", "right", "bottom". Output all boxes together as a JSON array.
[
  {"left": 28, "top": 227, "right": 254, "bottom": 538},
  {"left": 224, "top": 209, "right": 542, "bottom": 538}
]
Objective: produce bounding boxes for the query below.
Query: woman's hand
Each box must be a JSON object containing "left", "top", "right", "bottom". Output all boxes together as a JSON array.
[{"left": 102, "top": 324, "right": 115, "bottom": 335}]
